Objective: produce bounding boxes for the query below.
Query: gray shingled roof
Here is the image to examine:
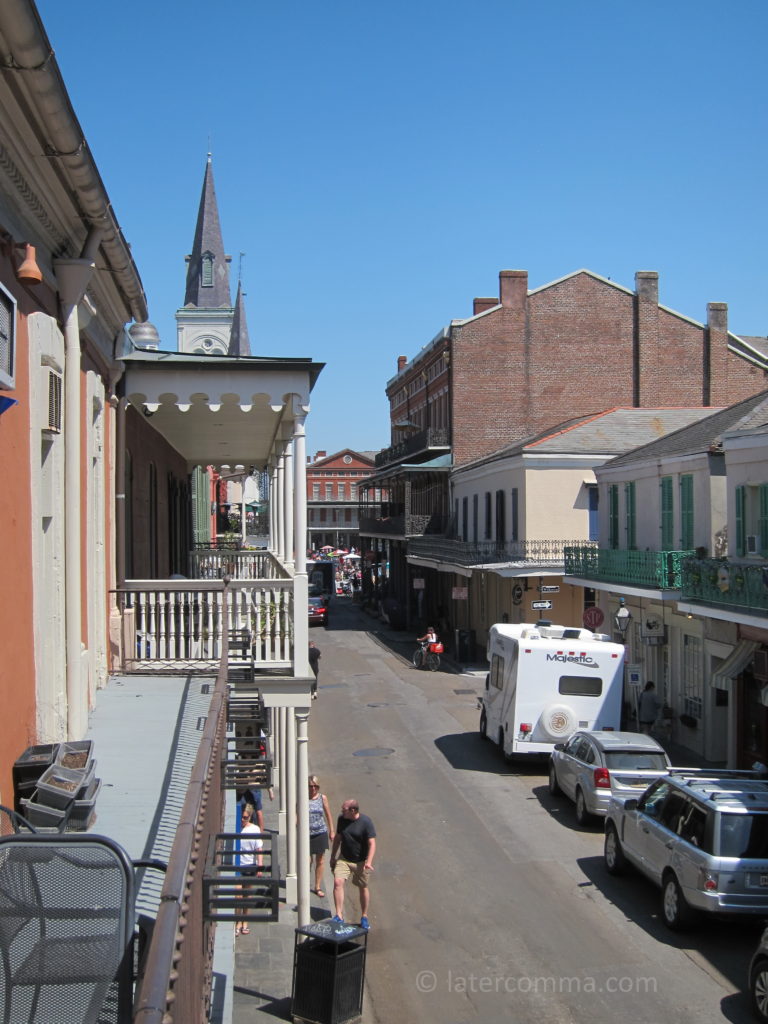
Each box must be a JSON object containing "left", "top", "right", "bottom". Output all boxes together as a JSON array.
[
  {"left": 455, "top": 407, "right": 722, "bottom": 473},
  {"left": 228, "top": 281, "right": 251, "bottom": 357},
  {"left": 604, "top": 390, "right": 768, "bottom": 468},
  {"left": 184, "top": 158, "right": 232, "bottom": 309}
]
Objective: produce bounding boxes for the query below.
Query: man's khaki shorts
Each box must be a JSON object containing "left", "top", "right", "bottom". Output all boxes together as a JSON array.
[{"left": 333, "top": 859, "right": 370, "bottom": 888}]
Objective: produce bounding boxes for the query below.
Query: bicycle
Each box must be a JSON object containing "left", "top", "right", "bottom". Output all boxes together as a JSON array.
[{"left": 412, "top": 642, "right": 441, "bottom": 671}]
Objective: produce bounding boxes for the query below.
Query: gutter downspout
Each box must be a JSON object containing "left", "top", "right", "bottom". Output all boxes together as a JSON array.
[{"left": 55, "top": 228, "right": 100, "bottom": 739}]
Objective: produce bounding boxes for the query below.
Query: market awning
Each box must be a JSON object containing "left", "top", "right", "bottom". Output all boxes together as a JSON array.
[{"left": 711, "top": 640, "right": 758, "bottom": 692}]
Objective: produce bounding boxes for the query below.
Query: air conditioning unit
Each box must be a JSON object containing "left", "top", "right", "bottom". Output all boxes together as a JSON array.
[{"left": 747, "top": 535, "right": 761, "bottom": 555}]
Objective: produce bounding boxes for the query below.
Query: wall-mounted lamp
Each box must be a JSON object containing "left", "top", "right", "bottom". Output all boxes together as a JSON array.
[
  {"left": 16, "top": 243, "right": 42, "bottom": 283},
  {"left": 614, "top": 598, "right": 632, "bottom": 638},
  {"left": 442, "top": 348, "right": 451, "bottom": 366}
]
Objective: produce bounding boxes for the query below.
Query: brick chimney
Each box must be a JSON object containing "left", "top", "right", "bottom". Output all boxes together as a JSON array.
[
  {"left": 707, "top": 302, "right": 729, "bottom": 405},
  {"left": 499, "top": 270, "right": 528, "bottom": 310},
  {"left": 316, "top": 450, "right": 326, "bottom": 460},
  {"left": 635, "top": 271, "right": 659, "bottom": 304},
  {"left": 473, "top": 297, "right": 498, "bottom": 315},
  {"left": 397, "top": 355, "right": 407, "bottom": 372}
]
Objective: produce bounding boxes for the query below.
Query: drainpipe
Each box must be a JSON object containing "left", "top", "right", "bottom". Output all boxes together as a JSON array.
[{"left": 55, "top": 228, "right": 100, "bottom": 740}]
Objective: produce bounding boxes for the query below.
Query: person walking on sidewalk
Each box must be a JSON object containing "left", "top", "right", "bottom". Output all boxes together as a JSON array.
[
  {"left": 308, "top": 775, "right": 334, "bottom": 897},
  {"left": 308, "top": 641, "right": 321, "bottom": 699},
  {"left": 638, "top": 680, "right": 661, "bottom": 735},
  {"left": 330, "top": 799, "right": 376, "bottom": 930}
]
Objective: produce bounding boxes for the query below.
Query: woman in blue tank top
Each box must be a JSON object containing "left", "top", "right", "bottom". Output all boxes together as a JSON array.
[{"left": 308, "top": 775, "right": 335, "bottom": 897}]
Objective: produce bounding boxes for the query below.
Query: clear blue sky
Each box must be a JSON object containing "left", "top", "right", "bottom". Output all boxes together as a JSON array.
[{"left": 39, "top": 0, "right": 768, "bottom": 457}]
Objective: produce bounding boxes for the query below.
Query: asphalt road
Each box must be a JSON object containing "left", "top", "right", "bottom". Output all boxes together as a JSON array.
[{"left": 307, "top": 598, "right": 759, "bottom": 1024}]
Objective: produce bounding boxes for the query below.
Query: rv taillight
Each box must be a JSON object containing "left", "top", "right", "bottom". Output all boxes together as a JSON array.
[
  {"left": 611, "top": 653, "right": 619, "bottom": 658},
  {"left": 519, "top": 723, "right": 532, "bottom": 734},
  {"left": 593, "top": 767, "right": 611, "bottom": 789}
]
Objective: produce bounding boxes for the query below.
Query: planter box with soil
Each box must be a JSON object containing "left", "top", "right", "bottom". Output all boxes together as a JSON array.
[
  {"left": 55, "top": 740, "right": 93, "bottom": 771},
  {"left": 68, "top": 777, "right": 101, "bottom": 831},
  {"left": 20, "top": 793, "right": 70, "bottom": 829},
  {"left": 35, "top": 763, "right": 93, "bottom": 810}
]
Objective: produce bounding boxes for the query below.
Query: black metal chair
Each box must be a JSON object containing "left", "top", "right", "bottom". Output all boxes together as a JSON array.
[{"left": 0, "top": 830, "right": 164, "bottom": 1024}]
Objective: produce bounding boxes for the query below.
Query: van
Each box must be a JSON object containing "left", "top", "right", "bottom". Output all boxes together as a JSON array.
[{"left": 480, "top": 622, "right": 625, "bottom": 758}]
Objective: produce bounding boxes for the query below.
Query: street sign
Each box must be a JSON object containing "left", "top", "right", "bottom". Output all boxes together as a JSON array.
[
  {"left": 583, "top": 606, "right": 605, "bottom": 630},
  {"left": 531, "top": 600, "right": 552, "bottom": 610},
  {"left": 540, "top": 585, "right": 560, "bottom": 594}
]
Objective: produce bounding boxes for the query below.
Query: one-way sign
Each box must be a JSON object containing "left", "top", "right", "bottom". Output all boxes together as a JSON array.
[{"left": 531, "top": 599, "right": 552, "bottom": 610}]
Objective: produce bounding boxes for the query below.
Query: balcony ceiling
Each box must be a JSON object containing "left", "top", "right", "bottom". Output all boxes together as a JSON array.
[{"left": 122, "top": 351, "right": 324, "bottom": 469}]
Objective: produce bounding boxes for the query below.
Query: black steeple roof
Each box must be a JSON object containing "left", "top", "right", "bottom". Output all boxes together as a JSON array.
[
  {"left": 228, "top": 281, "right": 252, "bottom": 357},
  {"left": 184, "top": 157, "right": 232, "bottom": 308}
]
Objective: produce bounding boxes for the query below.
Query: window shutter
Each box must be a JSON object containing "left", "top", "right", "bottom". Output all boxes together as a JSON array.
[
  {"left": 759, "top": 485, "right": 768, "bottom": 556},
  {"left": 735, "top": 485, "right": 746, "bottom": 556},
  {"left": 624, "top": 482, "right": 636, "bottom": 549},
  {"left": 609, "top": 485, "right": 619, "bottom": 549},
  {"left": 679, "top": 475, "right": 694, "bottom": 549},
  {"left": 660, "top": 477, "right": 673, "bottom": 549}
]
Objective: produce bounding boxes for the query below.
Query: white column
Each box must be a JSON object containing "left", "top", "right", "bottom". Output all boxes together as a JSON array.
[
  {"left": 283, "top": 438, "right": 294, "bottom": 569},
  {"left": 269, "top": 464, "right": 278, "bottom": 553},
  {"left": 285, "top": 707, "right": 297, "bottom": 904},
  {"left": 293, "top": 413, "right": 308, "bottom": 568},
  {"left": 276, "top": 455, "right": 285, "bottom": 563},
  {"left": 277, "top": 706, "right": 287, "bottom": 835},
  {"left": 296, "top": 709, "right": 311, "bottom": 926}
]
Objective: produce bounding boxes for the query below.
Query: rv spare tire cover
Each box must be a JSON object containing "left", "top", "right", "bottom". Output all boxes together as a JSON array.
[{"left": 539, "top": 704, "right": 578, "bottom": 741}]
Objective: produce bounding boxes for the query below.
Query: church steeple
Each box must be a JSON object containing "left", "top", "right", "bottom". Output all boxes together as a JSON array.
[
  {"left": 183, "top": 156, "right": 232, "bottom": 308},
  {"left": 228, "top": 281, "right": 251, "bottom": 357}
]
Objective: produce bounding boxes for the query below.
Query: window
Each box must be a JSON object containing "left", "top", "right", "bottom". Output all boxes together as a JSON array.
[
  {"left": 660, "top": 476, "right": 673, "bottom": 549},
  {"left": 473, "top": 494, "right": 478, "bottom": 543},
  {"left": 325, "top": 484, "right": 333, "bottom": 499},
  {"left": 462, "top": 496, "right": 468, "bottom": 540},
  {"left": 760, "top": 485, "right": 768, "bottom": 556},
  {"left": 0, "top": 281, "right": 16, "bottom": 390},
  {"left": 350, "top": 484, "right": 357, "bottom": 501},
  {"left": 338, "top": 483, "right": 346, "bottom": 499},
  {"left": 558, "top": 676, "right": 602, "bottom": 696},
  {"left": 490, "top": 653, "right": 504, "bottom": 689},
  {"left": 312, "top": 483, "right": 320, "bottom": 499},
  {"left": 484, "top": 492, "right": 492, "bottom": 539},
  {"left": 587, "top": 485, "right": 598, "bottom": 542},
  {"left": 679, "top": 474, "right": 694, "bottom": 549},
  {"left": 609, "top": 485, "right": 619, "bottom": 549},
  {"left": 682, "top": 634, "right": 703, "bottom": 719},
  {"left": 201, "top": 252, "right": 214, "bottom": 287},
  {"left": 511, "top": 488, "right": 519, "bottom": 542},
  {"left": 736, "top": 485, "right": 746, "bottom": 556},
  {"left": 624, "top": 481, "right": 636, "bottom": 549},
  {"left": 495, "top": 490, "right": 505, "bottom": 544}
]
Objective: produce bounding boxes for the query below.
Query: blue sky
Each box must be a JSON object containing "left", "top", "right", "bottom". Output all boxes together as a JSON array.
[{"left": 38, "top": 0, "right": 768, "bottom": 456}]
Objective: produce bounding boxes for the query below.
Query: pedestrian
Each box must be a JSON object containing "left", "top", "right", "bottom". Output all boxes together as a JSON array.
[
  {"left": 638, "top": 680, "right": 661, "bottom": 734},
  {"left": 330, "top": 799, "right": 376, "bottom": 930},
  {"left": 308, "top": 641, "right": 321, "bottom": 699},
  {"left": 236, "top": 803, "right": 263, "bottom": 936},
  {"left": 308, "top": 775, "right": 335, "bottom": 897}
]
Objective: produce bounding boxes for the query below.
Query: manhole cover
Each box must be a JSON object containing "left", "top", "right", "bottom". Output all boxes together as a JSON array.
[
  {"left": 454, "top": 689, "right": 475, "bottom": 695},
  {"left": 353, "top": 747, "right": 395, "bottom": 757}
]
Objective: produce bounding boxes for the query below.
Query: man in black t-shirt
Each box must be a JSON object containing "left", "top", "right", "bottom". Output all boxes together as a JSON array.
[{"left": 330, "top": 799, "right": 377, "bottom": 930}]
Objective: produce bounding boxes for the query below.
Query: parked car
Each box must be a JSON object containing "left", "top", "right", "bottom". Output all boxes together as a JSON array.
[
  {"left": 308, "top": 597, "right": 328, "bottom": 627},
  {"left": 604, "top": 770, "right": 768, "bottom": 929},
  {"left": 749, "top": 925, "right": 768, "bottom": 1022},
  {"left": 549, "top": 730, "right": 671, "bottom": 825}
]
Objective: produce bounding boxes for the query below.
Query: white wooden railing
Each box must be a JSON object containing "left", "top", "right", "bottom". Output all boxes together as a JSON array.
[{"left": 117, "top": 579, "right": 295, "bottom": 670}]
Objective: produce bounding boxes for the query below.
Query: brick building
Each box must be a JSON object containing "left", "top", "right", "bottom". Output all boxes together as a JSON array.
[
  {"left": 359, "top": 267, "right": 768, "bottom": 631},
  {"left": 307, "top": 449, "right": 376, "bottom": 552}
]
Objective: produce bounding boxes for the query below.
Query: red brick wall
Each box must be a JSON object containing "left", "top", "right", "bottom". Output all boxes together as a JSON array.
[{"left": 451, "top": 271, "right": 766, "bottom": 466}]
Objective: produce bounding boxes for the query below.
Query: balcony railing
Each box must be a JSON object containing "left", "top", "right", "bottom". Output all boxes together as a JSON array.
[
  {"left": 375, "top": 426, "right": 449, "bottom": 468},
  {"left": 564, "top": 546, "right": 695, "bottom": 589},
  {"left": 411, "top": 537, "right": 592, "bottom": 566},
  {"left": 190, "top": 548, "right": 289, "bottom": 580},
  {"left": 680, "top": 557, "right": 768, "bottom": 613}
]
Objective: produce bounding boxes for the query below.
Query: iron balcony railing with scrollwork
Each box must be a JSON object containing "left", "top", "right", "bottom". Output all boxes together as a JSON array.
[
  {"left": 410, "top": 537, "right": 594, "bottom": 567},
  {"left": 564, "top": 545, "right": 695, "bottom": 589},
  {"left": 680, "top": 557, "right": 768, "bottom": 614},
  {"left": 375, "top": 426, "right": 450, "bottom": 468}
]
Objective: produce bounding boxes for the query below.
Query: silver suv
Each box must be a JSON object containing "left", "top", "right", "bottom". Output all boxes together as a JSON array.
[{"left": 604, "top": 770, "right": 768, "bottom": 929}]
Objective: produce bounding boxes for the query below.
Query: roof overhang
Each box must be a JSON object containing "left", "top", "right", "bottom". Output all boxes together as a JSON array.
[{"left": 121, "top": 350, "right": 324, "bottom": 470}]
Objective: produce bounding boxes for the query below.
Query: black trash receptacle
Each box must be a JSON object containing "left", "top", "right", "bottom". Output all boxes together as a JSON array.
[
  {"left": 455, "top": 628, "right": 475, "bottom": 663},
  {"left": 292, "top": 918, "right": 368, "bottom": 1024}
]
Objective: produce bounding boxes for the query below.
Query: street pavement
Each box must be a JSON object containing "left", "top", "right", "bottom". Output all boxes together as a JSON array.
[{"left": 233, "top": 599, "right": 759, "bottom": 1023}]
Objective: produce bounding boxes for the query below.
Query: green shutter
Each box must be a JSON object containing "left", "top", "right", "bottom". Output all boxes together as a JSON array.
[
  {"left": 625, "top": 481, "right": 636, "bottom": 549},
  {"left": 609, "top": 485, "right": 619, "bottom": 549},
  {"left": 680, "top": 475, "right": 694, "bottom": 549},
  {"left": 760, "top": 485, "right": 768, "bottom": 556},
  {"left": 660, "top": 477, "right": 674, "bottom": 549},
  {"left": 736, "top": 485, "right": 746, "bottom": 557}
]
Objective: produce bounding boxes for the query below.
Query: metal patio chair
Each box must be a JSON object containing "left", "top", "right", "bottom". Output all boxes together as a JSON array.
[{"left": 0, "top": 830, "right": 162, "bottom": 1024}]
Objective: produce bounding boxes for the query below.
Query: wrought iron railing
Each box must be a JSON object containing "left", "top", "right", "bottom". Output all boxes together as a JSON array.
[
  {"left": 410, "top": 537, "right": 593, "bottom": 566},
  {"left": 190, "top": 548, "right": 288, "bottom": 580},
  {"left": 375, "top": 426, "right": 450, "bottom": 467},
  {"left": 680, "top": 557, "right": 768, "bottom": 613},
  {"left": 132, "top": 636, "right": 229, "bottom": 1023},
  {"left": 564, "top": 545, "right": 695, "bottom": 589}
]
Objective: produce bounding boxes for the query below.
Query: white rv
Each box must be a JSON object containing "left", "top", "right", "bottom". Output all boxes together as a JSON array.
[{"left": 480, "top": 622, "right": 625, "bottom": 758}]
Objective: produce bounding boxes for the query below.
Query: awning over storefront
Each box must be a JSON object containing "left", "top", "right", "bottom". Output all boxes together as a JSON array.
[{"left": 711, "top": 640, "right": 758, "bottom": 692}]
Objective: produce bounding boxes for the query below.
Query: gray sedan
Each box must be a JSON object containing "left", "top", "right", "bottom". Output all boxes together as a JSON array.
[{"left": 549, "top": 729, "right": 671, "bottom": 825}]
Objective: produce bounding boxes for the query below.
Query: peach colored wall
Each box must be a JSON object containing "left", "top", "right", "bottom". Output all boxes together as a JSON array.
[{"left": 0, "top": 306, "right": 38, "bottom": 806}]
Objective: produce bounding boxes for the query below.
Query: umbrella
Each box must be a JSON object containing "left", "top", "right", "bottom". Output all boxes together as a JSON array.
[
  {"left": 320, "top": 545, "right": 334, "bottom": 552},
  {"left": 343, "top": 553, "right": 360, "bottom": 560}
]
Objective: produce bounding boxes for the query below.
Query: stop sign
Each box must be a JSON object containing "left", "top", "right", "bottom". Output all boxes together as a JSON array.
[{"left": 583, "top": 606, "right": 605, "bottom": 630}]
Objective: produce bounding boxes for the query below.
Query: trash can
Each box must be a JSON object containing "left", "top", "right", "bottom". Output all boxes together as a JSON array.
[
  {"left": 291, "top": 918, "right": 368, "bottom": 1024},
  {"left": 455, "top": 628, "right": 475, "bottom": 663}
]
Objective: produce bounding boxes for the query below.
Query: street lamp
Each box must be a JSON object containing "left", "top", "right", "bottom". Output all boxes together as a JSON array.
[{"left": 614, "top": 598, "right": 631, "bottom": 639}]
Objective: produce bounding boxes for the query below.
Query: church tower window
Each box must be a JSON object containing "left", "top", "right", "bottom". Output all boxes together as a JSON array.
[{"left": 201, "top": 252, "right": 214, "bottom": 288}]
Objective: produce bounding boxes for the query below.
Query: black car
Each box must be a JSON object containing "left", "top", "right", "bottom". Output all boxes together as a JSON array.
[{"left": 308, "top": 597, "right": 328, "bottom": 627}]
